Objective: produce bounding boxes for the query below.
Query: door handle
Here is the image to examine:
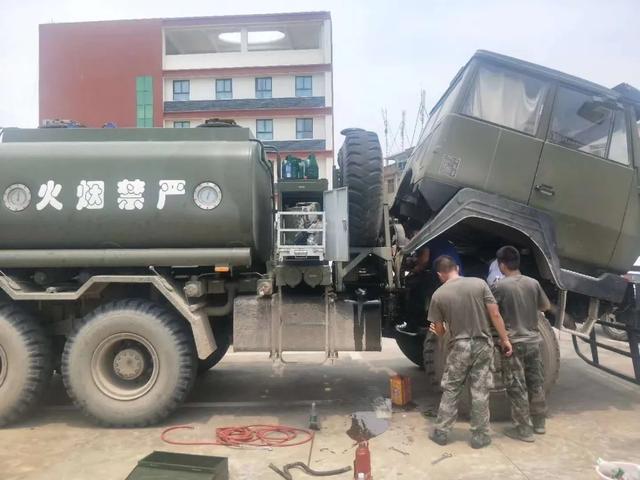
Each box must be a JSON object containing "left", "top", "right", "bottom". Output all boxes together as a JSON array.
[{"left": 534, "top": 184, "right": 555, "bottom": 197}]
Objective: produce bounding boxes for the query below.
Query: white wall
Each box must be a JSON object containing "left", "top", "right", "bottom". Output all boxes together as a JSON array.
[
  {"left": 164, "top": 49, "right": 324, "bottom": 71},
  {"left": 164, "top": 73, "right": 327, "bottom": 101}
]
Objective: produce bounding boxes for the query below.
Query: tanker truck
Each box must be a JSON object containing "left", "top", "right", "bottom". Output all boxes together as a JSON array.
[{"left": 1, "top": 50, "right": 639, "bottom": 428}]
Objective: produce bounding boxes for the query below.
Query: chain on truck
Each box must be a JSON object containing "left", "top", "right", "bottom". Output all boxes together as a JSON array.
[{"left": 0, "top": 50, "right": 639, "bottom": 427}]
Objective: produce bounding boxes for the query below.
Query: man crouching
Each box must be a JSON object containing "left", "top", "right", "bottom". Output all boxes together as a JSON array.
[{"left": 428, "top": 255, "right": 513, "bottom": 449}]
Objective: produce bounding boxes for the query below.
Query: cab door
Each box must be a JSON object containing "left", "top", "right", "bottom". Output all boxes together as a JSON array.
[{"left": 529, "top": 86, "right": 634, "bottom": 269}]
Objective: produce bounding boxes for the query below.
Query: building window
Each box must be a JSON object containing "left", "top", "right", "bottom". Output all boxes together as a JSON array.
[
  {"left": 136, "top": 76, "right": 153, "bottom": 128},
  {"left": 295, "top": 76, "right": 313, "bottom": 97},
  {"left": 216, "top": 79, "right": 233, "bottom": 100},
  {"left": 296, "top": 118, "right": 313, "bottom": 139},
  {"left": 256, "top": 119, "right": 273, "bottom": 140},
  {"left": 173, "top": 121, "right": 190, "bottom": 128},
  {"left": 387, "top": 179, "right": 395, "bottom": 194},
  {"left": 172, "top": 80, "right": 190, "bottom": 101},
  {"left": 255, "top": 77, "right": 272, "bottom": 99}
]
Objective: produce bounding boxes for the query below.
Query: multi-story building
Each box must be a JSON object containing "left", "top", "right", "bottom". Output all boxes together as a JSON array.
[
  {"left": 383, "top": 147, "right": 413, "bottom": 205},
  {"left": 39, "top": 12, "right": 334, "bottom": 181}
]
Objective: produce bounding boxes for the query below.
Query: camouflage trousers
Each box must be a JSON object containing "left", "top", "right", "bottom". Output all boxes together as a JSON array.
[
  {"left": 435, "top": 338, "right": 493, "bottom": 435},
  {"left": 501, "top": 341, "right": 547, "bottom": 428}
]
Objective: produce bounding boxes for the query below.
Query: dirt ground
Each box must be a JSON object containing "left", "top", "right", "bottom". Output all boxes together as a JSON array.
[{"left": 1, "top": 330, "right": 639, "bottom": 480}]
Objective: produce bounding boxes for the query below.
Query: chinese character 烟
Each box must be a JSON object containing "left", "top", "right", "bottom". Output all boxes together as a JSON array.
[
  {"left": 36, "top": 180, "right": 63, "bottom": 211},
  {"left": 76, "top": 180, "right": 105, "bottom": 210},
  {"left": 157, "top": 180, "right": 186, "bottom": 209},
  {"left": 117, "top": 179, "right": 145, "bottom": 210}
]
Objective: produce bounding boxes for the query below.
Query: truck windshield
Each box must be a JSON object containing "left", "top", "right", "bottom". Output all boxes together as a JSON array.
[{"left": 462, "top": 63, "right": 548, "bottom": 136}]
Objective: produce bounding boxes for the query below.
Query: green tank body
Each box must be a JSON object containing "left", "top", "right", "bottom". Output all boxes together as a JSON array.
[{"left": 0, "top": 127, "right": 274, "bottom": 264}]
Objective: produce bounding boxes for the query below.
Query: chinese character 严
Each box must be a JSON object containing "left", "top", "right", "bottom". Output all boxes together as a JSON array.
[
  {"left": 157, "top": 180, "right": 186, "bottom": 209},
  {"left": 76, "top": 180, "right": 105, "bottom": 210},
  {"left": 117, "top": 179, "right": 145, "bottom": 210},
  {"left": 36, "top": 180, "right": 63, "bottom": 211}
]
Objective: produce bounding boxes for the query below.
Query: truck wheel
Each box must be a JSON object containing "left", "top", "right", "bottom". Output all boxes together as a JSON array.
[
  {"left": 0, "top": 304, "right": 52, "bottom": 427},
  {"left": 426, "top": 315, "right": 560, "bottom": 393},
  {"left": 395, "top": 333, "right": 425, "bottom": 368},
  {"left": 338, "top": 128, "right": 384, "bottom": 247},
  {"left": 62, "top": 299, "right": 197, "bottom": 427}
]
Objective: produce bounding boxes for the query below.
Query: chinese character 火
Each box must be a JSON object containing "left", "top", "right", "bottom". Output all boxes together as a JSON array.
[{"left": 36, "top": 180, "right": 63, "bottom": 211}]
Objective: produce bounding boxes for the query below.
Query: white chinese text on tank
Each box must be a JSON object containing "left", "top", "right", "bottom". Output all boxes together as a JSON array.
[
  {"left": 157, "top": 180, "right": 186, "bottom": 209},
  {"left": 36, "top": 180, "right": 63, "bottom": 211},
  {"left": 117, "top": 179, "right": 146, "bottom": 210},
  {"left": 76, "top": 180, "right": 105, "bottom": 210}
]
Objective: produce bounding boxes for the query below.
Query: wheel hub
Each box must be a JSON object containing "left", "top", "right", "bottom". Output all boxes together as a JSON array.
[
  {"left": 113, "top": 348, "right": 145, "bottom": 380},
  {"left": 91, "top": 333, "right": 159, "bottom": 401}
]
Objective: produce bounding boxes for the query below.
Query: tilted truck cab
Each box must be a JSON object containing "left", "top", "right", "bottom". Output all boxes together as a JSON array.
[{"left": 392, "top": 50, "right": 640, "bottom": 385}]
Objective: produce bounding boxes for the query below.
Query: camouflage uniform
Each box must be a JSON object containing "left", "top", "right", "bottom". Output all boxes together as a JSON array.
[
  {"left": 435, "top": 338, "right": 493, "bottom": 435},
  {"left": 501, "top": 341, "right": 546, "bottom": 427}
]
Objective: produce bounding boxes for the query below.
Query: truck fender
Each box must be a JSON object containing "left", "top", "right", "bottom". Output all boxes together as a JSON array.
[
  {"left": 401, "top": 188, "right": 627, "bottom": 303},
  {"left": 0, "top": 271, "right": 216, "bottom": 359}
]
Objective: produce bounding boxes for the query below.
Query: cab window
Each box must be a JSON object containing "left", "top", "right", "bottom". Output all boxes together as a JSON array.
[
  {"left": 609, "top": 111, "right": 629, "bottom": 165},
  {"left": 462, "top": 63, "right": 548, "bottom": 136},
  {"left": 548, "top": 87, "right": 629, "bottom": 164},
  {"left": 419, "top": 72, "right": 465, "bottom": 141}
]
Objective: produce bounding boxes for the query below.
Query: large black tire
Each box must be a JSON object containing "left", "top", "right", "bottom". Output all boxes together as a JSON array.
[
  {"left": 395, "top": 333, "right": 425, "bottom": 368},
  {"left": 425, "top": 315, "right": 560, "bottom": 394},
  {"left": 0, "top": 304, "right": 52, "bottom": 427},
  {"left": 62, "top": 299, "right": 197, "bottom": 427},
  {"left": 338, "top": 128, "right": 384, "bottom": 247}
]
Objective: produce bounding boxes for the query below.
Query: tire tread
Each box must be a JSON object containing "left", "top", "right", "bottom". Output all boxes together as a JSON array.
[{"left": 0, "top": 304, "right": 52, "bottom": 427}]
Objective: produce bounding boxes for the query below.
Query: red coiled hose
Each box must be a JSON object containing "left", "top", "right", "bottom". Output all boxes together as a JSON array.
[{"left": 161, "top": 424, "right": 314, "bottom": 448}]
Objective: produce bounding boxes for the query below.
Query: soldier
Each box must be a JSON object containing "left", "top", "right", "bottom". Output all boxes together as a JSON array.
[
  {"left": 428, "top": 255, "right": 513, "bottom": 449},
  {"left": 491, "top": 246, "right": 551, "bottom": 442}
]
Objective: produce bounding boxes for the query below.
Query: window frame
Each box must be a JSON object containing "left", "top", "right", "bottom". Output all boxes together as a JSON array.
[
  {"left": 173, "top": 121, "right": 190, "bottom": 128},
  {"left": 256, "top": 119, "right": 274, "bottom": 140},
  {"left": 136, "top": 76, "right": 154, "bottom": 128},
  {"left": 387, "top": 179, "right": 395, "bottom": 194},
  {"left": 545, "top": 83, "right": 632, "bottom": 166},
  {"left": 296, "top": 118, "right": 313, "bottom": 139},
  {"left": 295, "top": 76, "right": 313, "bottom": 97},
  {"left": 255, "top": 77, "right": 272, "bottom": 99},
  {"left": 172, "top": 80, "right": 190, "bottom": 101},
  {"left": 216, "top": 79, "right": 233, "bottom": 100}
]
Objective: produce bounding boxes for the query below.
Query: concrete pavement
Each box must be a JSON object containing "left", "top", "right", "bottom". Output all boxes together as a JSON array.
[{"left": 0, "top": 333, "right": 638, "bottom": 479}]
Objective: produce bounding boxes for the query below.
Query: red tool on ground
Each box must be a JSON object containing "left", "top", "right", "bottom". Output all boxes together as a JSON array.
[{"left": 353, "top": 441, "right": 372, "bottom": 479}]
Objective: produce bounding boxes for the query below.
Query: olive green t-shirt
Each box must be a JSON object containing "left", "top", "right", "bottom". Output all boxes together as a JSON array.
[
  {"left": 491, "top": 274, "right": 551, "bottom": 344},
  {"left": 427, "top": 277, "right": 496, "bottom": 343}
]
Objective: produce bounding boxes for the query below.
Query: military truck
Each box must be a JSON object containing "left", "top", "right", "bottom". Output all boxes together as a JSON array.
[
  {"left": 0, "top": 50, "right": 639, "bottom": 428},
  {"left": 391, "top": 50, "right": 640, "bottom": 388}
]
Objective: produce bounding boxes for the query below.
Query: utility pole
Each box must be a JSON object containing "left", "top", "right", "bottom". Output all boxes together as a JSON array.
[
  {"left": 400, "top": 110, "right": 406, "bottom": 152},
  {"left": 419, "top": 89, "right": 426, "bottom": 131},
  {"left": 381, "top": 108, "right": 389, "bottom": 161}
]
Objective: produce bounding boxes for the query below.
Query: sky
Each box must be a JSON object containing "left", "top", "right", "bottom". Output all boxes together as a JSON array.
[{"left": 0, "top": 0, "right": 639, "bottom": 155}]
